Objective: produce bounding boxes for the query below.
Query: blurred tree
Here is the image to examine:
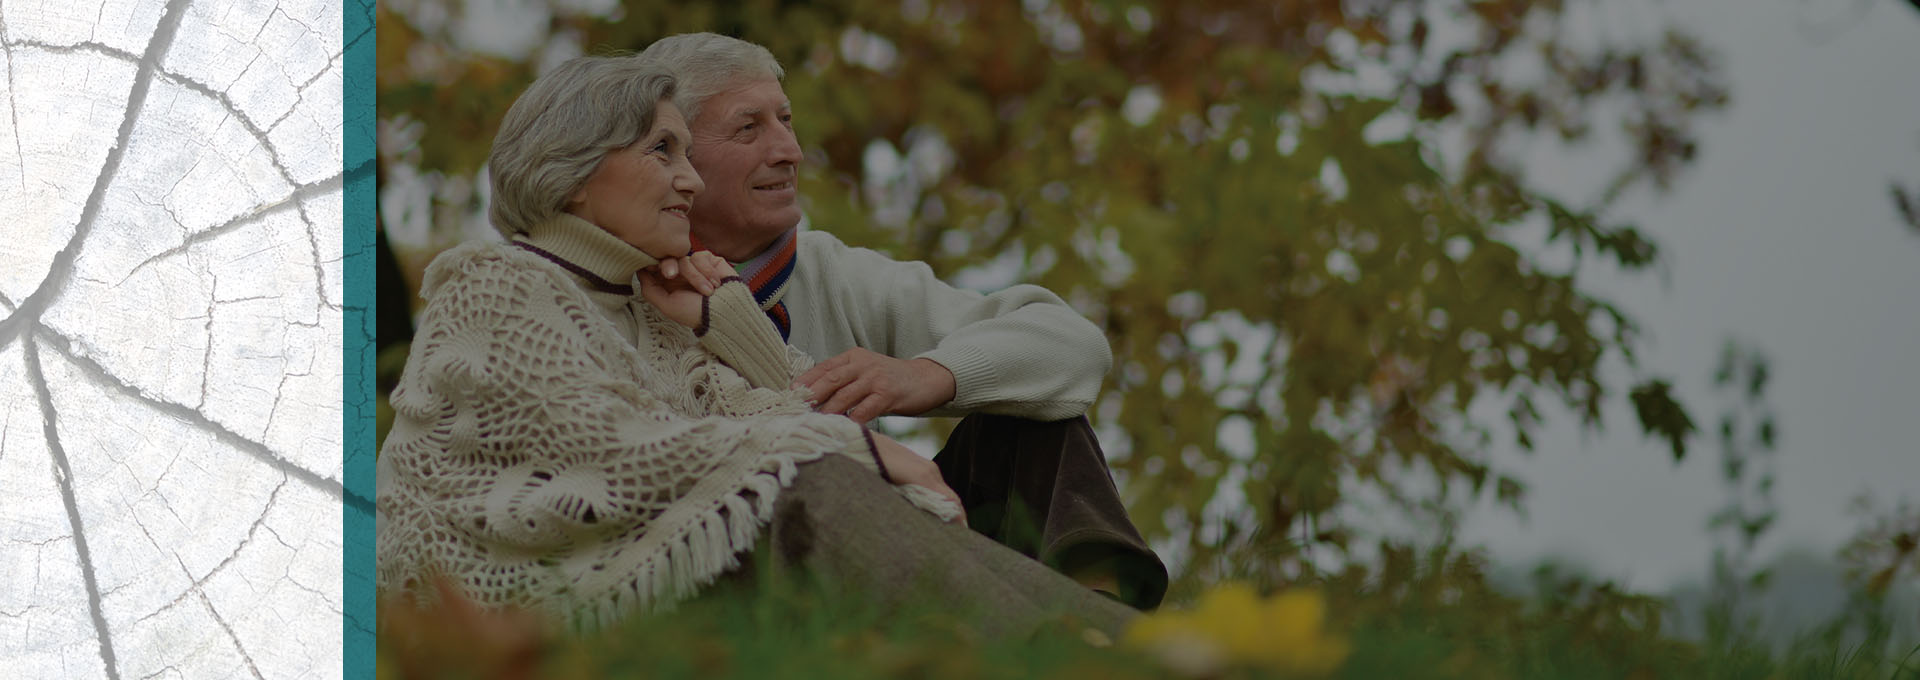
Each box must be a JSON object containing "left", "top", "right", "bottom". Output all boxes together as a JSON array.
[
  {"left": 1700, "top": 340, "right": 1780, "bottom": 647},
  {"left": 376, "top": 0, "right": 1729, "bottom": 590}
]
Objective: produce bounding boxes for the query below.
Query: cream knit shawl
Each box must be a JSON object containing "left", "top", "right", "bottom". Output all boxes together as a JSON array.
[{"left": 376, "top": 217, "right": 955, "bottom": 630}]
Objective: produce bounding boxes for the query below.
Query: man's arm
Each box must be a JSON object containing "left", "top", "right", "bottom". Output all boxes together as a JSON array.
[{"left": 790, "top": 234, "right": 1112, "bottom": 423}]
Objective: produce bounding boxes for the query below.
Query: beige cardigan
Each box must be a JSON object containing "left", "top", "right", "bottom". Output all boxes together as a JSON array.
[{"left": 376, "top": 214, "right": 954, "bottom": 630}]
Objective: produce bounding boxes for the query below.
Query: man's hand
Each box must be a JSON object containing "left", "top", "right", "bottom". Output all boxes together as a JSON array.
[
  {"left": 871, "top": 433, "right": 965, "bottom": 525},
  {"left": 637, "top": 251, "right": 733, "bottom": 328},
  {"left": 794, "top": 348, "right": 956, "bottom": 424}
]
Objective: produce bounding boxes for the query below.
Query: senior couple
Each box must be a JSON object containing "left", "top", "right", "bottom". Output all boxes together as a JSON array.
[{"left": 377, "top": 33, "right": 1166, "bottom": 637}]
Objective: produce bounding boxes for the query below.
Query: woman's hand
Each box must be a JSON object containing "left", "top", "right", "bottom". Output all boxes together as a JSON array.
[
  {"left": 871, "top": 432, "right": 967, "bottom": 525},
  {"left": 638, "top": 251, "right": 734, "bottom": 328}
]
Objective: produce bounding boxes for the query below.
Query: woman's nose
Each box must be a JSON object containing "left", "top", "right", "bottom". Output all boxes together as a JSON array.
[{"left": 676, "top": 164, "right": 705, "bottom": 196}]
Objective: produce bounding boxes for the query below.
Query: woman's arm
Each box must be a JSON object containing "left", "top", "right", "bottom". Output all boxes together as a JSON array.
[{"left": 639, "top": 252, "right": 793, "bottom": 390}]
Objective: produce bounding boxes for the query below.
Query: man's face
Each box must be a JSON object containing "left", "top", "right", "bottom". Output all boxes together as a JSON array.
[{"left": 686, "top": 77, "right": 803, "bottom": 261}]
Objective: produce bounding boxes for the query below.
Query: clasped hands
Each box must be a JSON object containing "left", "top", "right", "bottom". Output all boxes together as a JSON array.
[
  {"left": 637, "top": 253, "right": 965, "bottom": 523},
  {"left": 636, "top": 251, "right": 732, "bottom": 329}
]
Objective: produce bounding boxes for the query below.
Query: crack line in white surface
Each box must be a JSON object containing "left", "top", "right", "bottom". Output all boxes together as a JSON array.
[
  {"left": 3, "top": 534, "right": 74, "bottom": 550},
  {"left": 283, "top": 575, "right": 345, "bottom": 617},
  {"left": 0, "top": 0, "right": 192, "bottom": 350},
  {"left": 89, "top": 2, "right": 108, "bottom": 44},
  {"left": 35, "top": 328, "right": 373, "bottom": 514},
  {"left": 5, "top": 38, "right": 141, "bottom": 63},
  {"left": 142, "top": 58, "right": 340, "bottom": 337},
  {"left": 272, "top": 7, "right": 319, "bottom": 44},
  {"left": 262, "top": 11, "right": 315, "bottom": 97},
  {"left": 267, "top": 49, "right": 340, "bottom": 139},
  {"left": 23, "top": 332, "right": 123, "bottom": 680},
  {"left": 299, "top": 47, "right": 343, "bottom": 93},
  {"left": 136, "top": 666, "right": 181, "bottom": 680},
  {"left": 156, "top": 65, "right": 296, "bottom": 172},
  {"left": 262, "top": 368, "right": 294, "bottom": 436},
  {"left": 134, "top": 477, "right": 288, "bottom": 625},
  {"left": 197, "top": 591, "right": 265, "bottom": 680},
  {"left": 196, "top": 270, "right": 216, "bottom": 409},
  {"left": 2, "top": 13, "right": 28, "bottom": 194},
  {"left": 120, "top": 172, "right": 343, "bottom": 287},
  {"left": 300, "top": 190, "right": 336, "bottom": 312}
]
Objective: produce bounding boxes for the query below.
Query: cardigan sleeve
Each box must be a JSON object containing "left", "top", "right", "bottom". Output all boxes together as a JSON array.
[
  {"left": 694, "top": 277, "right": 794, "bottom": 391},
  {"left": 380, "top": 250, "right": 884, "bottom": 557},
  {"left": 798, "top": 234, "right": 1113, "bottom": 421}
]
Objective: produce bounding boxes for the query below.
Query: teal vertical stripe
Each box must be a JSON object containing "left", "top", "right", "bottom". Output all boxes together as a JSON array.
[{"left": 343, "top": 0, "right": 376, "bottom": 678}]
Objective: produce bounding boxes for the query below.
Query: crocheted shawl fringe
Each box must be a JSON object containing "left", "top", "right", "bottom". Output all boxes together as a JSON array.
[
  {"left": 564, "top": 447, "right": 816, "bottom": 632},
  {"left": 563, "top": 447, "right": 958, "bottom": 632}
]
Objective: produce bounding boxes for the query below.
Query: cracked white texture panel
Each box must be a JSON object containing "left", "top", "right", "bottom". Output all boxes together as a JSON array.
[{"left": 1, "top": 0, "right": 344, "bottom": 678}]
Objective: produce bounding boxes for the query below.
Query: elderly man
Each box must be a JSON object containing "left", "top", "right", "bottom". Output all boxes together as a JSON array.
[{"left": 636, "top": 33, "right": 1167, "bottom": 609}]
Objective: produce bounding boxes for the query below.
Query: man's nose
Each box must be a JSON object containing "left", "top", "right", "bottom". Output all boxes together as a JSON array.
[{"left": 767, "top": 124, "right": 802, "bottom": 166}]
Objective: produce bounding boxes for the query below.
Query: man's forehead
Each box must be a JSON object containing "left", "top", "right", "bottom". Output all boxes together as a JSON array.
[{"left": 707, "top": 79, "right": 790, "bottom": 118}]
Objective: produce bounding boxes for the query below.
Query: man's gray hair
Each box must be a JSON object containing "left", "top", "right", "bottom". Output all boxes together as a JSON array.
[
  {"left": 635, "top": 33, "right": 784, "bottom": 124},
  {"left": 487, "top": 55, "right": 677, "bottom": 237}
]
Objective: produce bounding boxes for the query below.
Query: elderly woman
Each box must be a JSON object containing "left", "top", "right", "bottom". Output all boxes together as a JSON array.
[{"left": 376, "top": 56, "right": 1136, "bottom": 636}]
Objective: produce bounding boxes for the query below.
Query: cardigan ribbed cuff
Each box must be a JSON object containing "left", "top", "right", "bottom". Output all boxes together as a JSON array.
[
  {"left": 695, "top": 279, "right": 793, "bottom": 391},
  {"left": 915, "top": 344, "right": 997, "bottom": 413}
]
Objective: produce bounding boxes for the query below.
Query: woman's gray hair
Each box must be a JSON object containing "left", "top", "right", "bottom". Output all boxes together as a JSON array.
[
  {"left": 635, "top": 33, "right": 784, "bottom": 124},
  {"left": 487, "top": 56, "right": 677, "bottom": 237}
]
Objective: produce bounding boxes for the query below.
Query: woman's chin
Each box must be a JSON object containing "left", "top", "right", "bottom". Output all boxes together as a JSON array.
[{"left": 628, "top": 237, "right": 688, "bottom": 260}]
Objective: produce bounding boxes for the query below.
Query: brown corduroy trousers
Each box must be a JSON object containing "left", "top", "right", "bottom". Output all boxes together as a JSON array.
[{"left": 931, "top": 414, "right": 1169, "bottom": 610}]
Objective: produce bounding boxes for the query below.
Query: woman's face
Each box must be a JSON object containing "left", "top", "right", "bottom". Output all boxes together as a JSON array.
[{"left": 567, "top": 101, "right": 705, "bottom": 258}]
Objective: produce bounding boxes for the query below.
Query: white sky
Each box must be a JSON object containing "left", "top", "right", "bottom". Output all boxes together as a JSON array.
[{"left": 1457, "top": 0, "right": 1920, "bottom": 591}]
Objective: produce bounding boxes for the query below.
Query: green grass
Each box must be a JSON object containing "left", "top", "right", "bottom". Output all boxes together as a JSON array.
[{"left": 378, "top": 567, "right": 1920, "bottom": 680}]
